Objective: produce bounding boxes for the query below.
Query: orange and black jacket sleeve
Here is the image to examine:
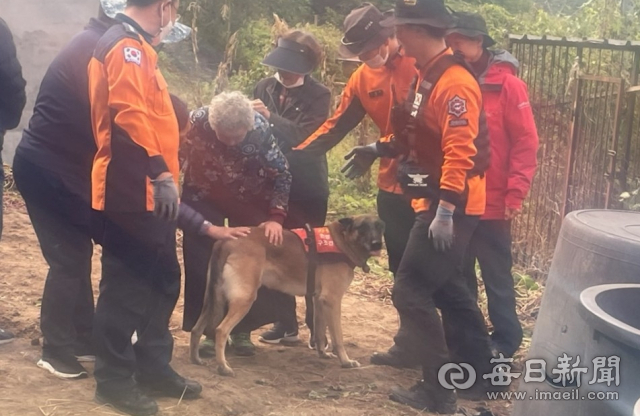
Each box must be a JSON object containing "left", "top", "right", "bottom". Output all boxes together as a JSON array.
[
  {"left": 93, "top": 36, "right": 169, "bottom": 178},
  {"left": 295, "top": 79, "right": 367, "bottom": 155}
]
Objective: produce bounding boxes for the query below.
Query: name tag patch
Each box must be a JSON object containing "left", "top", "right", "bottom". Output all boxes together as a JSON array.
[
  {"left": 449, "top": 119, "right": 469, "bottom": 127},
  {"left": 368, "top": 89, "right": 384, "bottom": 98}
]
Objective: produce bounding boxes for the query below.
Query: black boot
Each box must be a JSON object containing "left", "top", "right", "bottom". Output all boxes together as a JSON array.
[
  {"left": 370, "top": 345, "right": 418, "bottom": 369},
  {"left": 390, "top": 380, "right": 457, "bottom": 414},
  {"left": 137, "top": 370, "right": 202, "bottom": 400},
  {"left": 95, "top": 386, "right": 158, "bottom": 416}
]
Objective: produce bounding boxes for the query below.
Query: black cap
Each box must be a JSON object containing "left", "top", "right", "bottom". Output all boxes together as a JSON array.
[
  {"left": 380, "top": 0, "right": 453, "bottom": 29},
  {"left": 447, "top": 11, "right": 496, "bottom": 48},
  {"left": 339, "top": 3, "right": 395, "bottom": 58},
  {"left": 261, "top": 38, "right": 317, "bottom": 75}
]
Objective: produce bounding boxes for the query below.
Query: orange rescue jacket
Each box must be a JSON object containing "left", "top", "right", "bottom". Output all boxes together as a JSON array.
[
  {"left": 88, "top": 19, "right": 179, "bottom": 212},
  {"left": 295, "top": 49, "right": 417, "bottom": 193},
  {"left": 408, "top": 49, "right": 487, "bottom": 216}
]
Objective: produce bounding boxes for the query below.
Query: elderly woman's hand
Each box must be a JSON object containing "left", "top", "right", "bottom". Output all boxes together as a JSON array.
[
  {"left": 251, "top": 99, "right": 270, "bottom": 120},
  {"left": 259, "top": 221, "right": 283, "bottom": 246}
]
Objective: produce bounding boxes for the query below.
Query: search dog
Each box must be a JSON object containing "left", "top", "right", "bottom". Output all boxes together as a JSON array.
[{"left": 189, "top": 215, "right": 385, "bottom": 376}]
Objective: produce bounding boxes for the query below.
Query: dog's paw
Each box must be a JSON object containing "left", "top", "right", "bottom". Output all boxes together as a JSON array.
[
  {"left": 191, "top": 355, "right": 204, "bottom": 366},
  {"left": 217, "top": 364, "right": 235, "bottom": 377},
  {"left": 341, "top": 359, "right": 361, "bottom": 369}
]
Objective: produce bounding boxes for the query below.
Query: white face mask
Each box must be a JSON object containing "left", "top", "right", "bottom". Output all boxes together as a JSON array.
[
  {"left": 364, "top": 47, "right": 389, "bottom": 69},
  {"left": 155, "top": 3, "right": 175, "bottom": 45},
  {"left": 274, "top": 72, "right": 305, "bottom": 89}
]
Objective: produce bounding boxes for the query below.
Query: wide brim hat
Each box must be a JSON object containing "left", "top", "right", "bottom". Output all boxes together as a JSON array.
[
  {"left": 380, "top": 0, "right": 454, "bottom": 29},
  {"left": 446, "top": 11, "right": 496, "bottom": 48},
  {"left": 338, "top": 3, "right": 395, "bottom": 58},
  {"left": 261, "top": 38, "right": 316, "bottom": 75},
  {"left": 100, "top": 0, "right": 192, "bottom": 44}
]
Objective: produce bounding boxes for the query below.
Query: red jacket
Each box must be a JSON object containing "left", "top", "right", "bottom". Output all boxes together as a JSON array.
[{"left": 479, "top": 50, "right": 538, "bottom": 220}]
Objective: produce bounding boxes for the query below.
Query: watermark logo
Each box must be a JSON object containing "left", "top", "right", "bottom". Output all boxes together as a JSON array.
[
  {"left": 438, "top": 363, "right": 476, "bottom": 390},
  {"left": 438, "top": 353, "right": 621, "bottom": 400}
]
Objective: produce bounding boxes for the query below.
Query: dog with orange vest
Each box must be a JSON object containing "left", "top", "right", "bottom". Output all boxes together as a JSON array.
[{"left": 189, "top": 214, "right": 384, "bottom": 376}]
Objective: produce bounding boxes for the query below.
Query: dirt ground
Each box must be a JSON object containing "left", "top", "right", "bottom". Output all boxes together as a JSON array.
[{"left": 0, "top": 202, "right": 513, "bottom": 416}]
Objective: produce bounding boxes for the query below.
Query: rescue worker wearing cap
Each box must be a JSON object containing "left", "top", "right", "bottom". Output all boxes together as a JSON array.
[
  {"left": 87, "top": 0, "right": 202, "bottom": 414},
  {"left": 446, "top": 12, "right": 538, "bottom": 359},
  {"left": 252, "top": 29, "right": 331, "bottom": 346},
  {"left": 295, "top": 3, "right": 420, "bottom": 366},
  {"left": 343, "top": 0, "right": 496, "bottom": 412}
]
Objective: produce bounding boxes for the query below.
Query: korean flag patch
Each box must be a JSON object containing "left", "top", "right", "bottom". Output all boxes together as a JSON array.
[
  {"left": 124, "top": 47, "right": 142, "bottom": 66},
  {"left": 447, "top": 95, "right": 468, "bottom": 118}
]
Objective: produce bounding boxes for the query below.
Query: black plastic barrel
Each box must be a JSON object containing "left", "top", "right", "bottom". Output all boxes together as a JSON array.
[{"left": 512, "top": 210, "right": 640, "bottom": 416}]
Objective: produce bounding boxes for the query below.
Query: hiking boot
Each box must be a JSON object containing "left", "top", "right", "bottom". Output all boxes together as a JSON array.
[
  {"left": 0, "top": 328, "right": 15, "bottom": 345},
  {"left": 259, "top": 322, "right": 300, "bottom": 345},
  {"left": 370, "top": 350, "right": 416, "bottom": 369},
  {"left": 138, "top": 370, "right": 202, "bottom": 400},
  {"left": 390, "top": 381, "right": 457, "bottom": 414},
  {"left": 95, "top": 386, "right": 158, "bottom": 416},
  {"left": 37, "top": 354, "right": 88, "bottom": 380},
  {"left": 230, "top": 332, "right": 255, "bottom": 356},
  {"left": 458, "top": 379, "right": 507, "bottom": 401}
]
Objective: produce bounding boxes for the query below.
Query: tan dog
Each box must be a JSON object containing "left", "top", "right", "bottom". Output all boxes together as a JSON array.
[{"left": 190, "top": 215, "right": 385, "bottom": 376}]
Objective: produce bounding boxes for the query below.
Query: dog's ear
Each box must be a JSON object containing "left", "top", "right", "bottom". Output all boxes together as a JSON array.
[{"left": 338, "top": 217, "right": 354, "bottom": 231}]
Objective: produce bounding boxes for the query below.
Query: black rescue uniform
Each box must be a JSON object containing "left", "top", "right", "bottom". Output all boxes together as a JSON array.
[
  {"left": 13, "top": 17, "right": 112, "bottom": 361},
  {"left": 0, "top": 17, "right": 27, "bottom": 240},
  {"left": 87, "top": 16, "right": 181, "bottom": 394}
]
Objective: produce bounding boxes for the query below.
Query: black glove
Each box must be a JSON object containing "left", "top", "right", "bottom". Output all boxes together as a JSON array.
[
  {"left": 151, "top": 174, "right": 179, "bottom": 221},
  {"left": 340, "top": 142, "right": 380, "bottom": 180}
]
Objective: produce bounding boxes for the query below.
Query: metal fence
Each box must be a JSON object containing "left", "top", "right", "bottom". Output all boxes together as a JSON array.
[{"left": 508, "top": 35, "right": 640, "bottom": 278}]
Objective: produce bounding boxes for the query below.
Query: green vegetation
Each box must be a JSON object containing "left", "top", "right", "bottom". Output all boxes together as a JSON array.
[{"left": 163, "top": 0, "right": 640, "bottom": 221}]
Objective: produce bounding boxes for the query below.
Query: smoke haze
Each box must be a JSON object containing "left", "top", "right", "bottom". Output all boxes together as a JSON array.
[{"left": 1, "top": 0, "right": 96, "bottom": 165}]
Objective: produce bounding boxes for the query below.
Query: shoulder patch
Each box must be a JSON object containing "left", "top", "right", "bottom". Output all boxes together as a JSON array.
[
  {"left": 447, "top": 95, "right": 467, "bottom": 118},
  {"left": 124, "top": 47, "right": 142, "bottom": 65}
]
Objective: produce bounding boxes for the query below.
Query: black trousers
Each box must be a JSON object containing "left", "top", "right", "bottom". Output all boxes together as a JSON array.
[
  {"left": 181, "top": 197, "right": 329, "bottom": 334},
  {"left": 13, "top": 154, "right": 97, "bottom": 358},
  {"left": 392, "top": 210, "right": 493, "bottom": 386},
  {"left": 462, "top": 219, "right": 523, "bottom": 357},
  {"left": 376, "top": 190, "right": 416, "bottom": 356},
  {"left": 93, "top": 212, "right": 181, "bottom": 393},
  {"left": 376, "top": 190, "right": 415, "bottom": 275}
]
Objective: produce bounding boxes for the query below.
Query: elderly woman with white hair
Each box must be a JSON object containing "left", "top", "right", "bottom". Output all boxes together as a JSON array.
[{"left": 180, "top": 91, "right": 292, "bottom": 356}]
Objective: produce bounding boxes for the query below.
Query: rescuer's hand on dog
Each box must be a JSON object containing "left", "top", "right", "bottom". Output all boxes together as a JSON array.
[
  {"left": 151, "top": 173, "right": 179, "bottom": 221},
  {"left": 341, "top": 142, "right": 380, "bottom": 179},
  {"left": 429, "top": 203, "right": 454, "bottom": 251},
  {"left": 260, "top": 221, "right": 283, "bottom": 246},
  {"left": 205, "top": 225, "right": 251, "bottom": 241}
]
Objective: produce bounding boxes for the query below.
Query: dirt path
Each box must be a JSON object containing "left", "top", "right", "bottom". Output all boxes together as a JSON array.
[{"left": 0, "top": 204, "right": 512, "bottom": 416}]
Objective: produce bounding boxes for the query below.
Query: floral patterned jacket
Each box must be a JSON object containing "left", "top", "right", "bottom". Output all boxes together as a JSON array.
[{"left": 181, "top": 106, "right": 291, "bottom": 223}]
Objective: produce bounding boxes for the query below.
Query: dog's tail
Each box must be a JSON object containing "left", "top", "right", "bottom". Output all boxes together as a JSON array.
[{"left": 189, "top": 241, "right": 226, "bottom": 365}]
